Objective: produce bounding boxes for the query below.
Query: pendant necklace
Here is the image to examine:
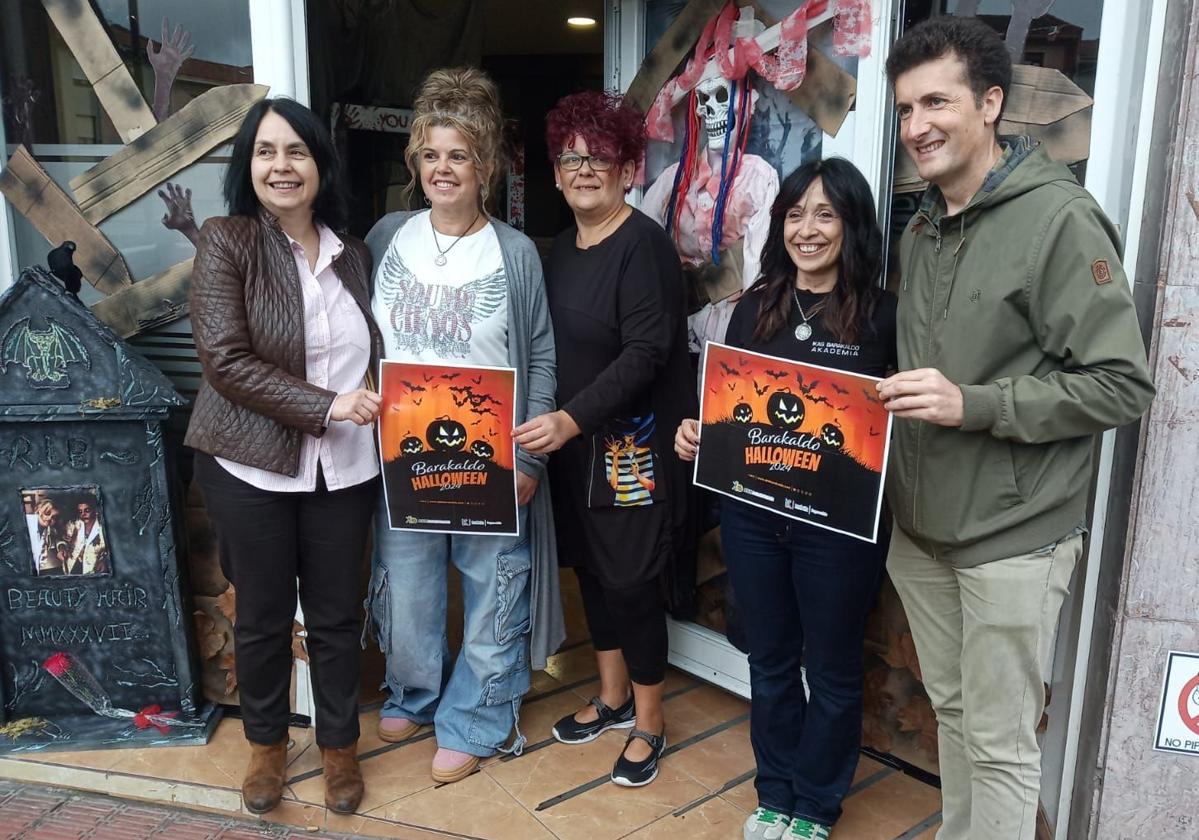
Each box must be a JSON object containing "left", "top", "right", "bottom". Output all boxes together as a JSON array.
[
  {"left": 431, "top": 210, "right": 480, "bottom": 266},
  {"left": 792, "top": 287, "right": 824, "bottom": 342}
]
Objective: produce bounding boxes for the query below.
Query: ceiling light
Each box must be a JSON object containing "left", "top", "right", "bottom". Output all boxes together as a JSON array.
[{"left": 567, "top": 16, "right": 597, "bottom": 28}]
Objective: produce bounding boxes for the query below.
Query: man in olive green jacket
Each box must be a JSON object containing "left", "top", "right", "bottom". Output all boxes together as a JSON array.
[{"left": 877, "top": 17, "right": 1154, "bottom": 840}]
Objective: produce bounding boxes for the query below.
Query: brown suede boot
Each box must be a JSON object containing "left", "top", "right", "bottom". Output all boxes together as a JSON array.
[
  {"left": 321, "top": 742, "right": 364, "bottom": 814},
  {"left": 242, "top": 739, "right": 287, "bottom": 814}
]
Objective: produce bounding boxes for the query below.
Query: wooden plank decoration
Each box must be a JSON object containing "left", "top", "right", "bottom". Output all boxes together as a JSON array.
[
  {"left": 90, "top": 259, "right": 193, "bottom": 339},
  {"left": 744, "top": 2, "right": 857, "bottom": 138},
  {"left": 625, "top": 0, "right": 727, "bottom": 113},
  {"left": 40, "top": 0, "right": 156, "bottom": 142},
  {"left": 70, "top": 84, "right": 269, "bottom": 224},
  {"left": 0, "top": 146, "right": 133, "bottom": 295}
]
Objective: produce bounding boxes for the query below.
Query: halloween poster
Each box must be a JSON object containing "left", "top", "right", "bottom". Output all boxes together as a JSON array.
[
  {"left": 694, "top": 342, "right": 892, "bottom": 542},
  {"left": 378, "top": 361, "right": 518, "bottom": 536}
]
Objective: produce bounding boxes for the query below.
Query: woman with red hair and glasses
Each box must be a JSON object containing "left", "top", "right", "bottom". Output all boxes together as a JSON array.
[{"left": 515, "top": 91, "right": 694, "bottom": 787}]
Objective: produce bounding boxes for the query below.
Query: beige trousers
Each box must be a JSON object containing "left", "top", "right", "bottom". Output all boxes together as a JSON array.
[{"left": 887, "top": 525, "right": 1082, "bottom": 840}]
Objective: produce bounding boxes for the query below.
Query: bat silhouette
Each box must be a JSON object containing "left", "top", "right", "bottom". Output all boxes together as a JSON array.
[
  {"left": 752, "top": 380, "right": 768, "bottom": 396},
  {"left": 469, "top": 392, "right": 502, "bottom": 408},
  {"left": 862, "top": 388, "right": 881, "bottom": 405},
  {"left": 727, "top": 382, "right": 737, "bottom": 392},
  {"left": 764, "top": 369, "right": 788, "bottom": 380},
  {"left": 837, "top": 404, "right": 850, "bottom": 412},
  {"left": 830, "top": 382, "right": 849, "bottom": 395},
  {"left": 470, "top": 419, "right": 483, "bottom": 426},
  {"left": 708, "top": 386, "right": 718, "bottom": 394},
  {"left": 869, "top": 427, "right": 880, "bottom": 437},
  {"left": 400, "top": 380, "right": 426, "bottom": 393},
  {"left": 719, "top": 361, "right": 740, "bottom": 376},
  {"left": 422, "top": 373, "right": 433, "bottom": 382},
  {"left": 452, "top": 394, "right": 470, "bottom": 407},
  {"left": 440, "top": 373, "right": 460, "bottom": 380},
  {"left": 412, "top": 397, "right": 423, "bottom": 405},
  {"left": 806, "top": 394, "right": 833, "bottom": 407},
  {"left": 470, "top": 406, "right": 498, "bottom": 417},
  {"left": 471, "top": 375, "right": 482, "bottom": 385},
  {"left": 738, "top": 356, "right": 749, "bottom": 366},
  {"left": 795, "top": 374, "right": 820, "bottom": 395}
]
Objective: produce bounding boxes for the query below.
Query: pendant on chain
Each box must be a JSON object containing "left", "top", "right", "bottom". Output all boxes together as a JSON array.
[
  {"left": 434, "top": 254, "right": 447, "bottom": 267},
  {"left": 794, "top": 322, "right": 813, "bottom": 342}
]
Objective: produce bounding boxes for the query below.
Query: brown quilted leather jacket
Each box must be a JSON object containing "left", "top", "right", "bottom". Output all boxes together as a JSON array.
[{"left": 184, "top": 211, "right": 381, "bottom": 476}]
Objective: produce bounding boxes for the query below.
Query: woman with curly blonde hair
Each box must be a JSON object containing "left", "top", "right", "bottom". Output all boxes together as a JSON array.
[{"left": 363, "top": 66, "right": 562, "bottom": 784}]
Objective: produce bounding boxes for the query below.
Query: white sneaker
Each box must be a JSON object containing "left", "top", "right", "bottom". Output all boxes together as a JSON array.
[{"left": 743, "top": 807, "right": 791, "bottom": 840}]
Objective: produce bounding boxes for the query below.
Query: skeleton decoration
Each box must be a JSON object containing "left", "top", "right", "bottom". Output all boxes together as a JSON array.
[
  {"left": 643, "top": 1, "right": 874, "bottom": 351},
  {"left": 696, "top": 76, "right": 732, "bottom": 150}
]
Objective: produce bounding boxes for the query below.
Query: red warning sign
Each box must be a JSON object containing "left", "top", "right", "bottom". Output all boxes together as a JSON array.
[
  {"left": 1155, "top": 651, "right": 1199, "bottom": 755},
  {"left": 1177, "top": 673, "right": 1199, "bottom": 737}
]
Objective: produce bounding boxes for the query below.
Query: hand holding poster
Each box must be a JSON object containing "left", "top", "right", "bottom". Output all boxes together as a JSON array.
[
  {"left": 379, "top": 361, "right": 518, "bottom": 535},
  {"left": 694, "top": 342, "right": 892, "bottom": 542}
]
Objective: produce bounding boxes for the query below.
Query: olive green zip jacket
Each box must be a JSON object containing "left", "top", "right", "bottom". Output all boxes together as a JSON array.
[{"left": 887, "top": 138, "right": 1154, "bottom": 567}]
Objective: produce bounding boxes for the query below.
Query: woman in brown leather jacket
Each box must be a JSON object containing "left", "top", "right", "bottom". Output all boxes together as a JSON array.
[{"left": 185, "top": 98, "right": 382, "bottom": 817}]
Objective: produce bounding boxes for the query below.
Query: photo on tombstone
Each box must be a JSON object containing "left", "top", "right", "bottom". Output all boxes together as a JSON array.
[{"left": 21, "top": 486, "right": 111, "bottom": 578}]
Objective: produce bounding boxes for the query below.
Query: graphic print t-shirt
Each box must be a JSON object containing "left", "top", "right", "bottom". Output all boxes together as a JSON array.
[{"left": 373, "top": 211, "right": 508, "bottom": 366}]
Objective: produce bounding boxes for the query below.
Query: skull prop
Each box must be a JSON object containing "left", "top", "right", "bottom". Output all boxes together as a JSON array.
[{"left": 695, "top": 76, "right": 732, "bottom": 151}]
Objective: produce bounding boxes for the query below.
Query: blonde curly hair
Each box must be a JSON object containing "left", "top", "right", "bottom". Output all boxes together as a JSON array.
[{"left": 404, "top": 67, "right": 507, "bottom": 212}]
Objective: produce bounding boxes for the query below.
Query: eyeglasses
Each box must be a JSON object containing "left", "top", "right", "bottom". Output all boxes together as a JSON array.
[{"left": 557, "top": 152, "right": 614, "bottom": 172}]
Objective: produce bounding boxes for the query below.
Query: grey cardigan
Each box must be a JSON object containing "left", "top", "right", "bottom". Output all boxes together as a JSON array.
[{"left": 364, "top": 211, "right": 565, "bottom": 670}]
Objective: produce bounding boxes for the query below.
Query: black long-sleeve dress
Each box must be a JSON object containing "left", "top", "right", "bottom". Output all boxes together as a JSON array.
[{"left": 546, "top": 209, "right": 696, "bottom": 594}]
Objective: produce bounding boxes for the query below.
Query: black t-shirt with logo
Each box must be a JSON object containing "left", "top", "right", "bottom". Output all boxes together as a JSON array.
[{"left": 723, "top": 285, "right": 898, "bottom": 378}]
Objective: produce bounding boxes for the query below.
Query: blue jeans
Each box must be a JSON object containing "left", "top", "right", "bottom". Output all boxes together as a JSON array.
[
  {"left": 720, "top": 501, "right": 885, "bottom": 826},
  {"left": 365, "top": 503, "right": 531, "bottom": 757}
]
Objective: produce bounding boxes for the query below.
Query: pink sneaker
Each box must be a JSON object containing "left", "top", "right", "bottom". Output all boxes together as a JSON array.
[
  {"left": 377, "top": 716, "right": 420, "bottom": 743},
  {"left": 431, "top": 747, "right": 480, "bottom": 783}
]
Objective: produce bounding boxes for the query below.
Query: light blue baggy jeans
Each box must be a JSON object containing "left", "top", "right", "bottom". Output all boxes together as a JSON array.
[{"left": 364, "top": 501, "right": 531, "bottom": 757}]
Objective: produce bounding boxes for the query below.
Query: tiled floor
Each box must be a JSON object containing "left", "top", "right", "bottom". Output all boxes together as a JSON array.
[{"left": 0, "top": 641, "right": 942, "bottom": 840}]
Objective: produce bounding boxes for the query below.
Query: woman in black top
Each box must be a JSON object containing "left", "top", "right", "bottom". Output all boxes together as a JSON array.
[
  {"left": 676, "top": 159, "right": 896, "bottom": 840},
  {"left": 514, "top": 91, "right": 694, "bottom": 787}
]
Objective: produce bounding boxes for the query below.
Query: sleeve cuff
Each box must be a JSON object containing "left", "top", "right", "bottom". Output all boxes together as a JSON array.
[
  {"left": 560, "top": 403, "right": 593, "bottom": 439},
  {"left": 516, "top": 449, "right": 546, "bottom": 478},
  {"left": 958, "top": 383, "right": 1002, "bottom": 432}
]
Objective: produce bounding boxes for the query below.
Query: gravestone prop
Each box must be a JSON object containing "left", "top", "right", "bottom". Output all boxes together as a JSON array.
[{"left": 0, "top": 266, "right": 219, "bottom": 752}]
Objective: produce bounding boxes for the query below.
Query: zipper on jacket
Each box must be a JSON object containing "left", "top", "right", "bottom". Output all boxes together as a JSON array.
[{"left": 912, "top": 223, "right": 945, "bottom": 534}]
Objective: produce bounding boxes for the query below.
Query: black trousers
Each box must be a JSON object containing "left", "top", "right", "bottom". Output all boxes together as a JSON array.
[
  {"left": 575, "top": 567, "right": 667, "bottom": 686},
  {"left": 193, "top": 452, "right": 377, "bottom": 747}
]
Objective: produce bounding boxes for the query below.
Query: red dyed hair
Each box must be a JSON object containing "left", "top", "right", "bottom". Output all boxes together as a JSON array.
[{"left": 545, "top": 91, "right": 647, "bottom": 166}]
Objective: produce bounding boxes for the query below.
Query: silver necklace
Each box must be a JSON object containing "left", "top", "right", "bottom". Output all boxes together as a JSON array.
[
  {"left": 430, "top": 211, "right": 480, "bottom": 266},
  {"left": 792, "top": 287, "right": 824, "bottom": 342}
]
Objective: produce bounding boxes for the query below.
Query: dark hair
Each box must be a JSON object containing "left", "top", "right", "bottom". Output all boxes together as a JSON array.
[
  {"left": 885, "top": 15, "right": 1012, "bottom": 124},
  {"left": 752, "top": 158, "right": 883, "bottom": 345},
  {"left": 545, "top": 90, "right": 647, "bottom": 171},
  {"left": 223, "top": 98, "right": 348, "bottom": 230}
]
